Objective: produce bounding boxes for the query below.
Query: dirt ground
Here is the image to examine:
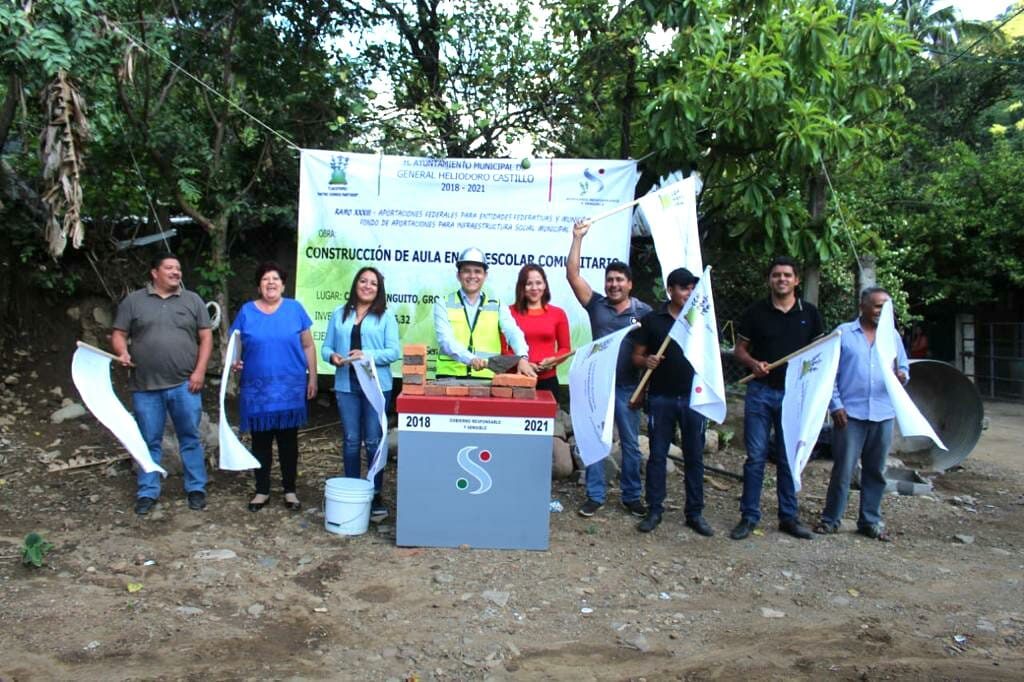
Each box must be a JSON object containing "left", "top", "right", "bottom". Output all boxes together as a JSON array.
[{"left": 1, "top": 340, "right": 1023, "bottom": 681}]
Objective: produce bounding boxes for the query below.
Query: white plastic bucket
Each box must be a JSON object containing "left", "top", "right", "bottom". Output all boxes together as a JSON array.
[{"left": 324, "top": 477, "right": 374, "bottom": 536}]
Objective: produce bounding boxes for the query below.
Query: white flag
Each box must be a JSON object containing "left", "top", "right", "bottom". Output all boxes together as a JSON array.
[
  {"left": 782, "top": 331, "right": 842, "bottom": 492},
  {"left": 875, "top": 300, "right": 947, "bottom": 450},
  {"left": 219, "top": 331, "right": 261, "bottom": 471},
  {"left": 667, "top": 266, "right": 727, "bottom": 423},
  {"left": 568, "top": 324, "right": 640, "bottom": 466},
  {"left": 353, "top": 356, "right": 389, "bottom": 482},
  {"left": 636, "top": 175, "right": 703, "bottom": 288},
  {"left": 71, "top": 343, "right": 167, "bottom": 477}
]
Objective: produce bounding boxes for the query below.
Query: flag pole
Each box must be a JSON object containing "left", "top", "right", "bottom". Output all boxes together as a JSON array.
[
  {"left": 585, "top": 197, "right": 643, "bottom": 226},
  {"left": 736, "top": 329, "right": 842, "bottom": 385},
  {"left": 76, "top": 340, "right": 121, "bottom": 362},
  {"left": 628, "top": 334, "right": 673, "bottom": 407}
]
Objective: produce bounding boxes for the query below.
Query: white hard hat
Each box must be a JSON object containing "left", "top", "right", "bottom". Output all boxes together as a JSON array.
[{"left": 456, "top": 247, "right": 488, "bottom": 270}]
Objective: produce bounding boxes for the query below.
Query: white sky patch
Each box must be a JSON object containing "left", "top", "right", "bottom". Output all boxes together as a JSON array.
[{"left": 933, "top": 0, "right": 1015, "bottom": 21}]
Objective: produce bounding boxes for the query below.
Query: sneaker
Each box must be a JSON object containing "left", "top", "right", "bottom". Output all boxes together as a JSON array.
[
  {"left": 779, "top": 518, "right": 813, "bottom": 540},
  {"left": 134, "top": 497, "right": 156, "bottom": 515},
  {"left": 813, "top": 520, "right": 839, "bottom": 535},
  {"left": 187, "top": 491, "right": 207, "bottom": 511},
  {"left": 621, "top": 499, "right": 648, "bottom": 518},
  {"left": 578, "top": 499, "right": 603, "bottom": 517},
  {"left": 370, "top": 494, "right": 389, "bottom": 522},
  {"left": 729, "top": 518, "right": 757, "bottom": 540},
  {"left": 637, "top": 511, "right": 662, "bottom": 533},
  {"left": 685, "top": 516, "right": 715, "bottom": 537}
]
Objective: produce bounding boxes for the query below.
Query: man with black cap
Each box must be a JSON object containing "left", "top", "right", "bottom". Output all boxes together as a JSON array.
[
  {"left": 433, "top": 247, "right": 535, "bottom": 378},
  {"left": 630, "top": 267, "right": 713, "bottom": 534}
]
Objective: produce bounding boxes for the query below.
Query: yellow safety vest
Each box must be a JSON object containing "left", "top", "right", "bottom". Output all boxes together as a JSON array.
[{"left": 435, "top": 291, "right": 502, "bottom": 378}]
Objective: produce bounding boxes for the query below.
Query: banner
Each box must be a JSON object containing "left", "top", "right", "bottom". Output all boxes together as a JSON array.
[
  {"left": 296, "top": 151, "right": 639, "bottom": 378},
  {"left": 71, "top": 344, "right": 166, "bottom": 477},
  {"left": 876, "top": 300, "right": 947, "bottom": 450},
  {"left": 568, "top": 324, "right": 640, "bottom": 466},
  {"left": 667, "top": 266, "right": 726, "bottom": 423},
  {"left": 218, "top": 331, "right": 261, "bottom": 471},
  {"left": 353, "top": 356, "right": 389, "bottom": 482},
  {"left": 636, "top": 175, "right": 702, "bottom": 288},
  {"left": 782, "top": 331, "right": 841, "bottom": 491}
]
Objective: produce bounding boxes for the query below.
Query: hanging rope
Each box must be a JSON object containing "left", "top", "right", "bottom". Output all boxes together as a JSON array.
[
  {"left": 820, "top": 159, "right": 863, "bottom": 279},
  {"left": 106, "top": 19, "right": 300, "bottom": 152}
]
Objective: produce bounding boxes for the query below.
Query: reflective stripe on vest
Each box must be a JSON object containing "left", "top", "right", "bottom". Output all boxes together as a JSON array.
[{"left": 435, "top": 291, "right": 502, "bottom": 378}]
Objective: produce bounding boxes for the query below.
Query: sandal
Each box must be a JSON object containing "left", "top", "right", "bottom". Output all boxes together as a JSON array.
[
  {"left": 857, "top": 525, "right": 892, "bottom": 542},
  {"left": 813, "top": 521, "right": 839, "bottom": 535}
]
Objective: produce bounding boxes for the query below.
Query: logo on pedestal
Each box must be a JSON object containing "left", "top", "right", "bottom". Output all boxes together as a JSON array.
[{"left": 455, "top": 446, "right": 492, "bottom": 495}]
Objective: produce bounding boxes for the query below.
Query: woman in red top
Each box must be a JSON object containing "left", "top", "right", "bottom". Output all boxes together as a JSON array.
[{"left": 506, "top": 264, "right": 571, "bottom": 399}]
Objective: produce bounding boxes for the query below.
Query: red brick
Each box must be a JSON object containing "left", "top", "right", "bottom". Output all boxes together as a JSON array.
[
  {"left": 490, "top": 386, "right": 514, "bottom": 398},
  {"left": 401, "top": 383, "right": 425, "bottom": 395},
  {"left": 402, "top": 373, "right": 425, "bottom": 385},
  {"left": 445, "top": 385, "right": 469, "bottom": 397},
  {"left": 424, "top": 383, "right": 447, "bottom": 396},
  {"left": 491, "top": 373, "right": 537, "bottom": 388},
  {"left": 468, "top": 385, "right": 492, "bottom": 398},
  {"left": 512, "top": 387, "right": 537, "bottom": 400},
  {"left": 402, "top": 363, "right": 426, "bottom": 376},
  {"left": 403, "top": 344, "right": 428, "bottom": 356}
]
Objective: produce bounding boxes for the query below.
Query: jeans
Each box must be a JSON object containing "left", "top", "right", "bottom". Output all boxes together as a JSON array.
[
  {"left": 337, "top": 388, "right": 392, "bottom": 493},
  {"left": 251, "top": 428, "right": 298, "bottom": 495},
  {"left": 821, "top": 417, "right": 894, "bottom": 529},
  {"left": 132, "top": 382, "right": 206, "bottom": 500},
  {"left": 585, "top": 385, "right": 642, "bottom": 504},
  {"left": 740, "top": 381, "right": 799, "bottom": 523},
  {"left": 645, "top": 394, "right": 706, "bottom": 517}
]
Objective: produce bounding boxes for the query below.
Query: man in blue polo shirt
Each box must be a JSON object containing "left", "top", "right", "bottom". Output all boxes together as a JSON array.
[
  {"left": 815, "top": 287, "right": 909, "bottom": 541},
  {"left": 731, "top": 256, "right": 823, "bottom": 540},
  {"left": 567, "top": 220, "right": 652, "bottom": 518}
]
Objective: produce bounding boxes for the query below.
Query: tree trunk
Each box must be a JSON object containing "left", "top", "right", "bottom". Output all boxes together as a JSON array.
[
  {"left": 802, "top": 266, "right": 820, "bottom": 305},
  {"left": 210, "top": 217, "right": 231, "bottom": 343}
]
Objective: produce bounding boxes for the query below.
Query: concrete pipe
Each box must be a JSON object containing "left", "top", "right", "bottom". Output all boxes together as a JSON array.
[{"left": 891, "top": 359, "right": 985, "bottom": 472}]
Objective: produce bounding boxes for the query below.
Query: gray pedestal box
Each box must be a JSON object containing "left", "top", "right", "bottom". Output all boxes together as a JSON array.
[{"left": 396, "top": 392, "right": 557, "bottom": 550}]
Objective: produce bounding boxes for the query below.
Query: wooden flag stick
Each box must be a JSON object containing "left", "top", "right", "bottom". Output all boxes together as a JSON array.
[
  {"left": 536, "top": 349, "right": 576, "bottom": 371},
  {"left": 736, "top": 329, "right": 841, "bottom": 385},
  {"left": 585, "top": 197, "right": 643, "bottom": 226},
  {"left": 76, "top": 340, "right": 121, "bottom": 362},
  {"left": 629, "top": 334, "right": 673, "bottom": 406}
]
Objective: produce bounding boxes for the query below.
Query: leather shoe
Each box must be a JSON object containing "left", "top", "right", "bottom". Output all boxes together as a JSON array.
[
  {"left": 134, "top": 497, "right": 156, "bottom": 515},
  {"left": 637, "top": 511, "right": 662, "bottom": 533},
  {"left": 686, "top": 516, "right": 715, "bottom": 537},
  {"left": 779, "top": 518, "right": 813, "bottom": 540},
  {"left": 729, "top": 518, "right": 757, "bottom": 540},
  {"left": 187, "top": 491, "right": 207, "bottom": 511}
]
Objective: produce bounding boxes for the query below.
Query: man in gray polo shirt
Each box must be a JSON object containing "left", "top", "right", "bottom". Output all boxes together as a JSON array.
[
  {"left": 112, "top": 253, "right": 213, "bottom": 515},
  {"left": 567, "top": 220, "right": 652, "bottom": 518}
]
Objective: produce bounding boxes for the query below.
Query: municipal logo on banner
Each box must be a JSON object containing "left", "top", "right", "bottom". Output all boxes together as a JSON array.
[
  {"left": 782, "top": 332, "right": 842, "bottom": 492},
  {"left": 456, "top": 446, "right": 493, "bottom": 494},
  {"left": 580, "top": 167, "right": 606, "bottom": 194},
  {"left": 329, "top": 155, "right": 349, "bottom": 186}
]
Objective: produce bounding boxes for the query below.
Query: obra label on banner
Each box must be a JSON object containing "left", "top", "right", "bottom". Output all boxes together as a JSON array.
[{"left": 401, "top": 413, "right": 553, "bottom": 436}]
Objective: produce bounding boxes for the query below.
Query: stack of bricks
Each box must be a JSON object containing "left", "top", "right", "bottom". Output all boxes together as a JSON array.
[
  {"left": 401, "top": 344, "right": 427, "bottom": 395},
  {"left": 490, "top": 373, "right": 537, "bottom": 400},
  {"left": 399, "top": 345, "right": 539, "bottom": 399}
]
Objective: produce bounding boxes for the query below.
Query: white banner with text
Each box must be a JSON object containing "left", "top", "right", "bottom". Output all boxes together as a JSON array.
[{"left": 296, "top": 151, "right": 639, "bottom": 376}]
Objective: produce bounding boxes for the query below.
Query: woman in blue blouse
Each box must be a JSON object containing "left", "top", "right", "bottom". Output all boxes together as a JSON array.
[
  {"left": 321, "top": 266, "right": 400, "bottom": 521},
  {"left": 229, "top": 262, "right": 317, "bottom": 512}
]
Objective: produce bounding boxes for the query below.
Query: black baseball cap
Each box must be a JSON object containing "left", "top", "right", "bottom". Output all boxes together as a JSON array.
[{"left": 666, "top": 267, "right": 699, "bottom": 288}]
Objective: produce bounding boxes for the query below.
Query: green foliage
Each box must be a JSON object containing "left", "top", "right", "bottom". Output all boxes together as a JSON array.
[{"left": 21, "top": 533, "right": 54, "bottom": 568}]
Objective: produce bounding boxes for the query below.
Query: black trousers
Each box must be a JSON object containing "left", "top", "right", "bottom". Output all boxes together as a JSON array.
[{"left": 251, "top": 428, "right": 298, "bottom": 495}]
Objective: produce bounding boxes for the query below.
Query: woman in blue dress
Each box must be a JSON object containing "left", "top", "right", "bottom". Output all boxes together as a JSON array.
[
  {"left": 321, "top": 266, "right": 400, "bottom": 522},
  {"left": 230, "top": 262, "right": 317, "bottom": 511}
]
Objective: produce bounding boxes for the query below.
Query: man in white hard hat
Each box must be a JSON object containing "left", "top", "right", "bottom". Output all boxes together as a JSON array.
[{"left": 433, "top": 247, "right": 536, "bottom": 379}]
